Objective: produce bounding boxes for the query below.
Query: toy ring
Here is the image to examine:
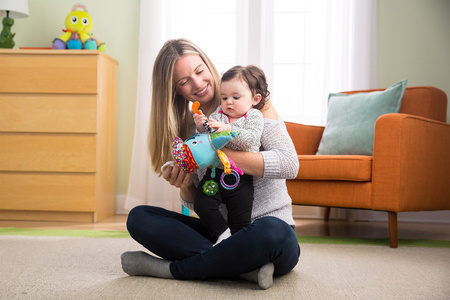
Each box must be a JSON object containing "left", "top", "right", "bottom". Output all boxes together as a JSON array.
[{"left": 220, "top": 169, "right": 240, "bottom": 190}]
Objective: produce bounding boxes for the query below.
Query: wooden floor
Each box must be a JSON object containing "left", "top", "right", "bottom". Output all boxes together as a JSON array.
[{"left": 1, "top": 214, "right": 449, "bottom": 241}]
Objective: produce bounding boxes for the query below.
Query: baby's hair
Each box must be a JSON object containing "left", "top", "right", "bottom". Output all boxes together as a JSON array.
[{"left": 221, "top": 65, "right": 270, "bottom": 110}]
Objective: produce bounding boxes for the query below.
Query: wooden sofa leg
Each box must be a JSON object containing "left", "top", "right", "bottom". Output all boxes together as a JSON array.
[
  {"left": 324, "top": 207, "right": 331, "bottom": 222},
  {"left": 388, "top": 212, "right": 398, "bottom": 248}
]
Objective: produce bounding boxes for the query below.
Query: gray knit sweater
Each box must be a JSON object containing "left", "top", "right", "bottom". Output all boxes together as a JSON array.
[
  {"left": 181, "top": 118, "right": 299, "bottom": 226},
  {"left": 209, "top": 106, "right": 263, "bottom": 153}
]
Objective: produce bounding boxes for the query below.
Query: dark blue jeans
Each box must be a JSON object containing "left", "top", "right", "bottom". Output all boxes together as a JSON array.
[{"left": 126, "top": 205, "right": 300, "bottom": 280}]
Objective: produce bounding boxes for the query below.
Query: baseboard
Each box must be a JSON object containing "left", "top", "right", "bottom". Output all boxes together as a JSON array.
[
  {"left": 292, "top": 206, "right": 348, "bottom": 220},
  {"left": 348, "top": 209, "right": 450, "bottom": 223}
]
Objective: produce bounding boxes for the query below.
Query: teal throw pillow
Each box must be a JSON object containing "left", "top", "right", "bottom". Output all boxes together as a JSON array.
[{"left": 317, "top": 79, "right": 407, "bottom": 155}]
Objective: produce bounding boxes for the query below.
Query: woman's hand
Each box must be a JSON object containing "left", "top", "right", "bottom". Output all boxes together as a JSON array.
[
  {"left": 162, "top": 164, "right": 196, "bottom": 203},
  {"left": 162, "top": 164, "right": 191, "bottom": 188}
]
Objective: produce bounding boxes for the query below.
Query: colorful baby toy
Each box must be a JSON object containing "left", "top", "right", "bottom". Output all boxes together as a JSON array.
[
  {"left": 172, "top": 131, "right": 243, "bottom": 196},
  {"left": 167, "top": 102, "right": 243, "bottom": 196},
  {"left": 52, "top": 4, "right": 105, "bottom": 52}
]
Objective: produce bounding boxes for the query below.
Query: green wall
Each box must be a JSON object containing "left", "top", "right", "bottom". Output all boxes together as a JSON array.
[
  {"left": 12, "top": 0, "right": 140, "bottom": 197},
  {"left": 10, "top": 0, "right": 450, "bottom": 200},
  {"left": 377, "top": 0, "right": 450, "bottom": 121}
]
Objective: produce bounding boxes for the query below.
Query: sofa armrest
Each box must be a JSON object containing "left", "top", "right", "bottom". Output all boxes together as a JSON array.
[
  {"left": 371, "top": 113, "right": 450, "bottom": 212},
  {"left": 285, "top": 121, "right": 325, "bottom": 155}
]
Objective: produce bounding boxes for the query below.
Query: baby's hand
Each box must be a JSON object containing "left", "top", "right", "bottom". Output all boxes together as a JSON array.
[
  {"left": 193, "top": 114, "right": 208, "bottom": 132},
  {"left": 207, "top": 119, "right": 232, "bottom": 132}
]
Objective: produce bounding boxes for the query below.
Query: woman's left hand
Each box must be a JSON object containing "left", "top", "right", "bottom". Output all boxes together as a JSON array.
[{"left": 162, "top": 164, "right": 192, "bottom": 189}]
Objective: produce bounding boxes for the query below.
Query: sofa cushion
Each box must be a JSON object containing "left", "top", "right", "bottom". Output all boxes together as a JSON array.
[
  {"left": 296, "top": 155, "right": 373, "bottom": 181},
  {"left": 317, "top": 79, "right": 407, "bottom": 155}
]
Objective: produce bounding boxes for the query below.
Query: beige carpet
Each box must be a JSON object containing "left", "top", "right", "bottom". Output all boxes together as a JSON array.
[{"left": 1, "top": 235, "right": 449, "bottom": 300}]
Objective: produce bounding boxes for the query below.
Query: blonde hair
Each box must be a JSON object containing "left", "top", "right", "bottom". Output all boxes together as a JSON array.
[{"left": 149, "top": 38, "right": 221, "bottom": 175}]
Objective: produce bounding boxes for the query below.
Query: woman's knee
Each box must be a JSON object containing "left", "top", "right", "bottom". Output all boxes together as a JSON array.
[
  {"left": 254, "top": 217, "right": 295, "bottom": 244},
  {"left": 126, "top": 205, "right": 156, "bottom": 234},
  {"left": 126, "top": 205, "right": 142, "bottom": 234}
]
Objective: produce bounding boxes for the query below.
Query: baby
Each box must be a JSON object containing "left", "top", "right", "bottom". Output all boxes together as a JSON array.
[{"left": 193, "top": 65, "right": 270, "bottom": 245}]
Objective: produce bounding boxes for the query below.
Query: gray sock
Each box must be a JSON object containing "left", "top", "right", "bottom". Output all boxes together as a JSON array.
[
  {"left": 240, "top": 262, "right": 275, "bottom": 290},
  {"left": 121, "top": 251, "right": 173, "bottom": 279}
]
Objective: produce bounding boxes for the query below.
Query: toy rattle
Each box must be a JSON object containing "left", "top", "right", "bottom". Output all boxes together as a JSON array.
[{"left": 192, "top": 101, "right": 215, "bottom": 133}]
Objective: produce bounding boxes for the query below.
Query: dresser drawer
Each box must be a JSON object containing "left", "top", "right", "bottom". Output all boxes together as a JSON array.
[
  {"left": 0, "top": 94, "right": 97, "bottom": 133},
  {"left": 0, "top": 51, "right": 98, "bottom": 94},
  {"left": 0, "top": 173, "right": 95, "bottom": 212},
  {"left": 0, "top": 50, "right": 117, "bottom": 222},
  {"left": 0, "top": 134, "right": 96, "bottom": 172}
]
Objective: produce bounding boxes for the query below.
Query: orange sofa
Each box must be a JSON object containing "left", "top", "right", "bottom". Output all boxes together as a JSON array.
[{"left": 285, "top": 86, "right": 450, "bottom": 247}]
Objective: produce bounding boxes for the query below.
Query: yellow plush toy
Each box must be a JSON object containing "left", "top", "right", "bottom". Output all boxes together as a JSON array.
[{"left": 52, "top": 4, "right": 105, "bottom": 52}]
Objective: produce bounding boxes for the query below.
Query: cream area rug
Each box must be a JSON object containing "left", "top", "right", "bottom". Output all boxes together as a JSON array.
[{"left": 1, "top": 235, "right": 449, "bottom": 300}]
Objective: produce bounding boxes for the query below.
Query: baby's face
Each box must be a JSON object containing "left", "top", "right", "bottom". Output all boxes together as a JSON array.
[{"left": 220, "top": 78, "right": 259, "bottom": 119}]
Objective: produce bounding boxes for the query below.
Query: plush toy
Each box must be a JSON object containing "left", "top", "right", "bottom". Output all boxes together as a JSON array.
[
  {"left": 172, "top": 131, "right": 243, "bottom": 196},
  {"left": 163, "top": 102, "right": 243, "bottom": 196},
  {"left": 52, "top": 4, "right": 105, "bottom": 52}
]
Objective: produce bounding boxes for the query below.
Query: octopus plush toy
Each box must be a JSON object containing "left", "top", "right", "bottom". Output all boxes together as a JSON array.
[
  {"left": 162, "top": 102, "right": 243, "bottom": 196},
  {"left": 52, "top": 4, "right": 105, "bottom": 52},
  {"left": 171, "top": 131, "right": 243, "bottom": 196}
]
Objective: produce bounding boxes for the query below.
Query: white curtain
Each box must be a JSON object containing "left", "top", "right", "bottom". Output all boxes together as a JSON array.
[
  {"left": 124, "top": 0, "right": 179, "bottom": 211},
  {"left": 321, "top": 0, "right": 378, "bottom": 124},
  {"left": 324, "top": 0, "right": 378, "bottom": 92},
  {"left": 124, "top": 0, "right": 378, "bottom": 211}
]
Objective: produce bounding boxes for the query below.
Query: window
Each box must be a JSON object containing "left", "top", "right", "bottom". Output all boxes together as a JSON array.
[
  {"left": 131, "top": 0, "right": 377, "bottom": 213},
  {"left": 166, "top": 0, "right": 243, "bottom": 75},
  {"left": 165, "top": 0, "right": 368, "bottom": 126},
  {"left": 263, "top": 0, "right": 328, "bottom": 125}
]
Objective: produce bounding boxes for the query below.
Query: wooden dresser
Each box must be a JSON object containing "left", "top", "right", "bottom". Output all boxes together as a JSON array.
[{"left": 0, "top": 50, "right": 118, "bottom": 222}]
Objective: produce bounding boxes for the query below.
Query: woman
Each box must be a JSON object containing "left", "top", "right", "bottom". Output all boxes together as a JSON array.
[{"left": 121, "top": 38, "right": 300, "bottom": 290}]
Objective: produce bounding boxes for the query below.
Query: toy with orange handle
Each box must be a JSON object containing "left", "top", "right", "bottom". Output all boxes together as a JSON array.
[
  {"left": 192, "top": 101, "right": 214, "bottom": 133},
  {"left": 192, "top": 101, "right": 202, "bottom": 115}
]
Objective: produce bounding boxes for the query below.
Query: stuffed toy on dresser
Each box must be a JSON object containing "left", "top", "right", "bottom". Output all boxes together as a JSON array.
[{"left": 52, "top": 4, "right": 105, "bottom": 51}]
